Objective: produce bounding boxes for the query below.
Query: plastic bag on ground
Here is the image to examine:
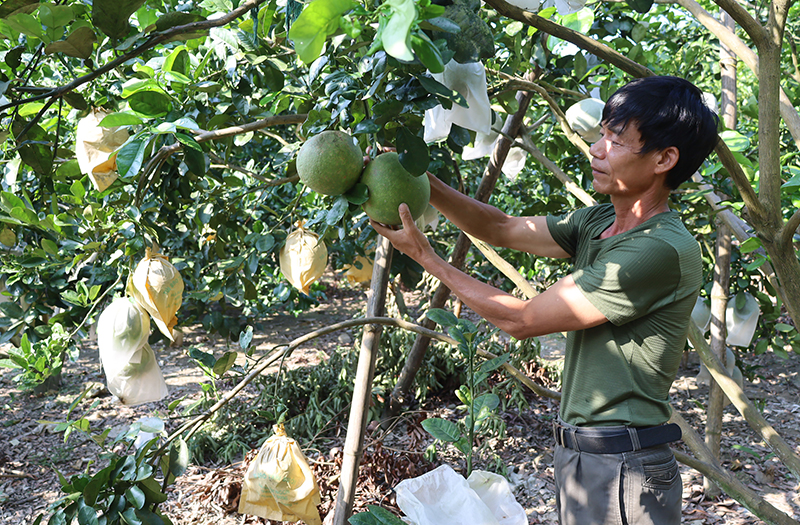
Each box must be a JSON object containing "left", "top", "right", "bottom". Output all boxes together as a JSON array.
[
  {"left": 467, "top": 470, "right": 527, "bottom": 525},
  {"left": 105, "top": 343, "right": 168, "bottom": 406},
  {"left": 239, "top": 424, "right": 322, "bottom": 525},
  {"left": 129, "top": 246, "right": 184, "bottom": 341},
  {"left": 395, "top": 465, "right": 501, "bottom": 525},
  {"left": 97, "top": 297, "right": 151, "bottom": 380}
]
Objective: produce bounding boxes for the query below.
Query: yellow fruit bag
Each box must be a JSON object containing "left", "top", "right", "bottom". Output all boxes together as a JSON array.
[
  {"left": 129, "top": 246, "right": 184, "bottom": 341},
  {"left": 75, "top": 108, "right": 130, "bottom": 192},
  {"left": 279, "top": 226, "right": 327, "bottom": 295},
  {"left": 239, "top": 424, "right": 322, "bottom": 525},
  {"left": 343, "top": 254, "right": 373, "bottom": 285}
]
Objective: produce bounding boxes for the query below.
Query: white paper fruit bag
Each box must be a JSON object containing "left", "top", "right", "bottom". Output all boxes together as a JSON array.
[
  {"left": 97, "top": 297, "right": 150, "bottom": 378},
  {"left": 129, "top": 246, "right": 184, "bottom": 341},
  {"left": 105, "top": 342, "right": 169, "bottom": 406},
  {"left": 239, "top": 424, "right": 322, "bottom": 525}
]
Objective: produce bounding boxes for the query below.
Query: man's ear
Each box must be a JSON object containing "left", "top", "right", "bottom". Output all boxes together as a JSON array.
[{"left": 654, "top": 146, "right": 679, "bottom": 174}]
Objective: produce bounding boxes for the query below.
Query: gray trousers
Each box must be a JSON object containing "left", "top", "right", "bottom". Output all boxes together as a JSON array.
[{"left": 554, "top": 443, "right": 682, "bottom": 525}]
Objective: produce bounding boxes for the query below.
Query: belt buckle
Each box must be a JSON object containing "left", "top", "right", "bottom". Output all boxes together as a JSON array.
[{"left": 553, "top": 422, "right": 565, "bottom": 447}]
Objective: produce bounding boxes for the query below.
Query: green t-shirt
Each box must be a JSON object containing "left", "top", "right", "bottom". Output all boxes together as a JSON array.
[{"left": 546, "top": 203, "right": 702, "bottom": 427}]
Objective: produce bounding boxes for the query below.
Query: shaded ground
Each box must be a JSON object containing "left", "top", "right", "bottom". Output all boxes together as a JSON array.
[{"left": 1, "top": 277, "right": 800, "bottom": 524}]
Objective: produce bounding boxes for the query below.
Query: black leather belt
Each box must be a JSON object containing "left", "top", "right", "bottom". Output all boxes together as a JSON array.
[{"left": 553, "top": 421, "right": 682, "bottom": 454}]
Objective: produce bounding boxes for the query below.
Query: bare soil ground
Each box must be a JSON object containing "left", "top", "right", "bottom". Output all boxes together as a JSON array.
[{"left": 1, "top": 277, "right": 800, "bottom": 524}]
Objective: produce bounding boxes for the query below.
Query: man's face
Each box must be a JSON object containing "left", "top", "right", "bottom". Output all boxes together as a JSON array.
[{"left": 588, "top": 122, "right": 665, "bottom": 197}]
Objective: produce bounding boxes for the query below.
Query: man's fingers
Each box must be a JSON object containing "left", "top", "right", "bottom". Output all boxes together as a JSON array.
[{"left": 397, "top": 203, "right": 414, "bottom": 227}]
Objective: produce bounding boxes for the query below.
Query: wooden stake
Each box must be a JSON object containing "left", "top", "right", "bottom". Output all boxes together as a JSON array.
[{"left": 331, "top": 236, "right": 393, "bottom": 525}]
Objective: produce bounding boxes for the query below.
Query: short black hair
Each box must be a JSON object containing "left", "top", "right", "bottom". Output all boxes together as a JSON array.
[{"left": 603, "top": 76, "right": 720, "bottom": 189}]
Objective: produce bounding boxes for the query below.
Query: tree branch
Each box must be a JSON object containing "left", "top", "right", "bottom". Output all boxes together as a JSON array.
[
  {"left": 710, "top": 0, "right": 768, "bottom": 46},
  {"left": 0, "top": 0, "right": 267, "bottom": 117},
  {"left": 687, "top": 321, "right": 800, "bottom": 480},
  {"left": 158, "top": 316, "right": 556, "bottom": 450},
  {"left": 483, "top": 0, "right": 653, "bottom": 78},
  {"left": 781, "top": 208, "right": 800, "bottom": 248},
  {"left": 713, "top": 140, "right": 766, "bottom": 221},
  {"left": 487, "top": 70, "right": 592, "bottom": 160},
  {"left": 513, "top": 131, "right": 598, "bottom": 207},
  {"left": 676, "top": 0, "right": 800, "bottom": 150}
]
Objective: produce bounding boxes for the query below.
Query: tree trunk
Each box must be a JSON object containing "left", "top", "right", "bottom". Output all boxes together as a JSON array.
[
  {"left": 381, "top": 85, "right": 536, "bottom": 425},
  {"left": 704, "top": 218, "right": 731, "bottom": 498}
]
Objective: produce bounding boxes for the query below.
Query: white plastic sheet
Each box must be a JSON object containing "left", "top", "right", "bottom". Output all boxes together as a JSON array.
[{"left": 395, "top": 465, "right": 526, "bottom": 525}]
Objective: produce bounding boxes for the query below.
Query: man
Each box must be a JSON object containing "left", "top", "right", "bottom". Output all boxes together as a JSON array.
[{"left": 370, "top": 76, "right": 719, "bottom": 524}]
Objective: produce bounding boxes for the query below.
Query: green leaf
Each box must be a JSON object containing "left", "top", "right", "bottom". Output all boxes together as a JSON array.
[
  {"left": 344, "top": 182, "right": 369, "bottom": 205},
  {"left": 739, "top": 236, "right": 762, "bottom": 254},
  {"left": 168, "top": 438, "right": 190, "bottom": 478},
  {"left": 0, "top": 0, "right": 38, "bottom": 19},
  {"left": 288, "top": 0, "right": 357, "bottom": 64},
  {"left": 39, "top": 4, "right": 75, "bottom": 28},
  {"left": 381, "top": 0, "right": 416, "bottom": 62},
  {"left": 133, "top": 508, "right": 165, "bottom": 525},
  {"left": 138, "top": 477, "right": 168, "bottom": 505},
  {"left": 92, "top": 0, "right": 147, "bottom": 39},
  {"left": 349, "top": 505, "right": 407, "bottom": 525},
  {"left": 472, "top": 393, "right": 500, "bottom": 421},
  {"left": 559, "top": 8, "right": 594, "bottom": 33},
  {"left": 326, "top": 195, "right": 349, "bottom": 225},
  {"left": 83, "top": 465, "right": 112, "bottom": 506},
  {"left": 396, "top": 128, "right": 429, "bottom": 176},
  {"left": 6, "top": 13, "right": 44, "bottom": 39},
  {"left": 44, "top": 26, "right": 96, "bottom": 59},
  {"left": 421, "top": 417, "right": 461, "bottom": 442},
  {"left": 255, "top": 234, "right": 275, "bottom": 252},
  {"left": 121, "top": 508, "right": 142, "bottom": 525},
  {"left": 128, "top": 91, "right": 172, "bottom": 118},
  {"left": 720, "top": 130, "right": 751, "bottom": 153},
  {"left": 0, "top": 228, "right": 16, "bottom": 247},
  {"left": 77, "top": 506, "right": 99, "bottom": 525},
  {"left": 425, "top": 308, "right": 458, "bottom": 327},
  {"left": 775, "top": 323, "right": 795, "bottom": 333},
  {"left": 212, "top": 352, "right": 237, "bottom": 377},
  {"left": 126, "top": 485, "right": 146, "bottom": 509},
  {"left": 99, "top": 113, "right": 144, "bottom": 127},
  {"left": 626, "top": 0, "right": 653, "bottom": 13},
  {"left": 42, "top": 238, "right": 58, "bottom": 254},
  {"left": 177, "top": 134, "right": 206, "bottom": 175},
  {"left": 417, "top": 75, "right": 468, "bottom": 108},
  {"left": 410, "top": 32, "right": 444, "bottom": 73},
  {"left": 116, "top": 138, "right": 148, "bottom": 178}
]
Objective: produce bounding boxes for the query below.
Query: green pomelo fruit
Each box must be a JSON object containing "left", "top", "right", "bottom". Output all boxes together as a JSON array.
[
  {"left": 360, "top": 152, "right": 431, "bottom": 225},
  {"left": 296, "top": 130, "right": 363, "bottom": 196}
]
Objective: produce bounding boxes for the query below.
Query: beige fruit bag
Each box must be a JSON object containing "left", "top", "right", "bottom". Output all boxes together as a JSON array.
[
  {"left": 239, "top": 424, "right": 322, "bottom": 525},
  {"left": 128, "top": 246, "right": 184, "bottom": 341},
  {"left": 75, "top": 108, "right": 130, "bottom": 192},
  {"left": 279, "top": 225, "right": 327, "bottom": 295}
]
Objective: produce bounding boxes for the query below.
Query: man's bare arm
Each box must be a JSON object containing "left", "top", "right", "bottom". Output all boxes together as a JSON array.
[
  {"left": 372, "top": 204, "right": 606, "bottom": 339},
  {"left": 428, "top": 174, "right": 570, "bottom": 259}
]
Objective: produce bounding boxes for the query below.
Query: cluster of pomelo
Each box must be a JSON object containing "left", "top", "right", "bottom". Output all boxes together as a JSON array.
[{"left": 296, "top": 130, "right": 430, "bottom": 226}]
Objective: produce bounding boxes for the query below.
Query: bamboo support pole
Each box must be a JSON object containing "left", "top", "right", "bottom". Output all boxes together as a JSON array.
[{"left": 332, "top": 236, "right": 393, "bottom": 525}]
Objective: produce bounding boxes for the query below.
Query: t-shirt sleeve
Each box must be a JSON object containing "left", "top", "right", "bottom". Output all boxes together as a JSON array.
[
  {"left": 546, "top": 209, "right": 582, "bottom": 257},
  {"left": 572, "top": 238, "right": 683, "bottom": 326}
]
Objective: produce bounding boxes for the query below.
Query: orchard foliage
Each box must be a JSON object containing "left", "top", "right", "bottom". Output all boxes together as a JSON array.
[{"left": 0, "top": 0, "right": 798, "bottom": 370}]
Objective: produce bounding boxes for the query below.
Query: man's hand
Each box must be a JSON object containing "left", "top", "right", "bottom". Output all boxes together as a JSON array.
[{"left": 369, "top": 203, "right": 433, "bottom": 263}]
